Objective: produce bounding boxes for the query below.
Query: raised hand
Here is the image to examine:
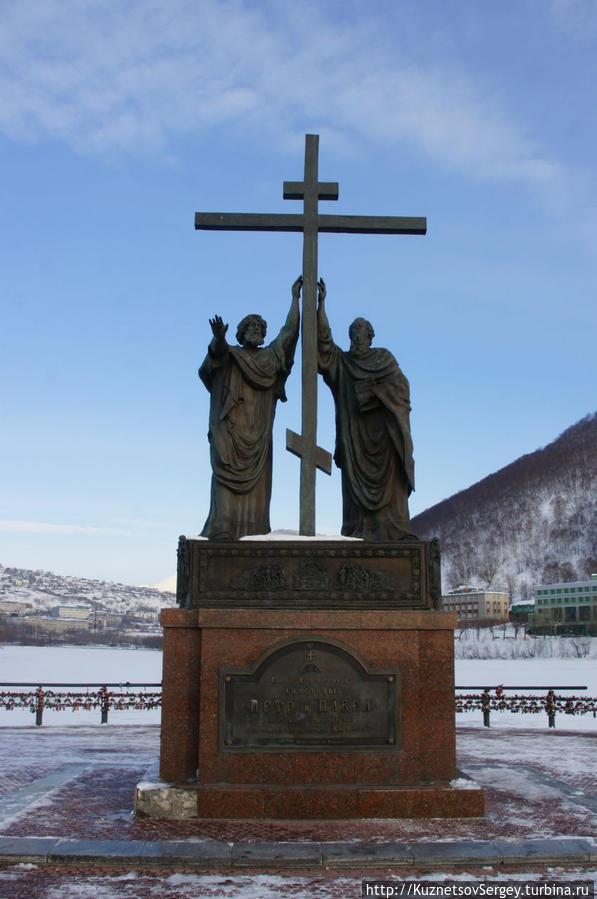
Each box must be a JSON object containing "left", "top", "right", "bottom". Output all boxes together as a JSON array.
[
  {"left": 317, "top": 278, "right": 326, "bottom": 303},
  {"left": 209, "top": 315, "right": 228, "bottom": 339},
  {"left": 292, "top": 275, "right": 303, "bottom": 300}
]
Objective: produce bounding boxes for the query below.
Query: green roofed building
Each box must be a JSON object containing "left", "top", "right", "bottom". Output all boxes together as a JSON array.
[
  {"left": 529, "top": 573, "right": 597, "bottom": 635},
  {"left": 509, "top": 600, "right": 534, "bottom": 624}
]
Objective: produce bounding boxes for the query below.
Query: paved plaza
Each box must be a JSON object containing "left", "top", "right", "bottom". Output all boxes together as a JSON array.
[{"left": 0, "top": 724, "right": 595, "bottom": 896}]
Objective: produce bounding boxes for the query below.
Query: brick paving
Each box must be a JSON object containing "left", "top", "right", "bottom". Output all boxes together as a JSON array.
[
  {"left": 0, "top": 727, "right": 595, "bottom": 844},
  {"left": 1, "top": 763, "right": 596, "bottom": 844},
  {"left": 2, "top": 863, "right": 597, "bottom": 899},
  {"left": 0, "top": 764, "right": 55, "bottom": 800},
  {"left": 0, "top": 725, "right": 595, "bottom": 897}
]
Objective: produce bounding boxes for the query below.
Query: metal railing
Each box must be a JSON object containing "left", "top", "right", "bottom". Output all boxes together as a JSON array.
[
  {"left": 1, "top": 682, "right": 595, "bottom": 728},
  {"left": 0, "top": 683, "right": 161, "bottom": 726},
  {"left": 455, "top": 685, "right": 593, "bottom": 727}
]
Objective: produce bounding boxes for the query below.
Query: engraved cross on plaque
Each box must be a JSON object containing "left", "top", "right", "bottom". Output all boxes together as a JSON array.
[{"left": 195, "top": 134, "right": 426, "bottom": 535}]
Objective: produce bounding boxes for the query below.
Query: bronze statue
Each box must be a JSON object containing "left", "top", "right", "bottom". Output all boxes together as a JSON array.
[
  {"left": 199, "top": 277, "right": 301, "bottom": 540},
  {"left": 317, "top": 279, "right": 416, "bottom": 542}
]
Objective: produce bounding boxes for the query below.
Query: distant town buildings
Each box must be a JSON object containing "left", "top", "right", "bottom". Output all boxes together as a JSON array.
[
  {"left": 48, "top": 604, "right": 156, "bottom": 629},
  {"left": 0, "top": 564, "right": 166, "bottom": 646},
  {"left": 508, "top": 599, "right": 535, "bottom": 624},
  {"left": 52, "top": 605, "right": 92, "bottom": 620},
  {"left": 133, "top": 607, "right": 160, "bottom": 622},
  {"left": 0, "top": 600, "right": 31, "bottom": 615},
  {"left": 528, "top": 573, "right": 597, "bottom": 635},
  {"left": 441, "top": 588, "right": 510, "bottom": 624},
  {"left": 23, "top": 616, "right": 91, "bottom": 636},
  {"left": 94, "top": 611, "right": 124, "bottom": 629}
]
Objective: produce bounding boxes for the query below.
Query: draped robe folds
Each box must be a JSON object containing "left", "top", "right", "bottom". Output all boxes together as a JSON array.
[
  {"left": 199, "top": 320, "right": 298, "bottom": 540},
  {"left": 318, "top": 327, "right": 415, "bottom": 542}
]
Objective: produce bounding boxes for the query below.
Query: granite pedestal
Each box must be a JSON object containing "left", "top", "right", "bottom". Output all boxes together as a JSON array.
[{"left": 135, "top": 539, "right": 484, "bottom": 820}]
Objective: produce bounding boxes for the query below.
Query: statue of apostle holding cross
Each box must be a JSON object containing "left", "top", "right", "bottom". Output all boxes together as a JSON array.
[
  {"left": 317, "top": 278, "right": 415, "bottom": 542},
  {"left": 199, "top": 277, "right": 301, "bottom": 541},
  {"left": 195, "top": 133, "right": 426, "bottom": 541},
  {"left": 199, "top": 270, "right": 415, "bottom": 543}
]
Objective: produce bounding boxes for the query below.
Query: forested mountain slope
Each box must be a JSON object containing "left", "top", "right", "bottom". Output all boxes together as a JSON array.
[{"left": 412, "top": 413, "right": 597, "bottom": 600}]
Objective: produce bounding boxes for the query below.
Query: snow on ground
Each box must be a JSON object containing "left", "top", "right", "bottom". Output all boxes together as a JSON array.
[
  {"left": 455, "top": 627, "right": 597, "bottom": 660},
  {"left": 0, "top": 635, "right": 595, "bottom": 897},
  {"left": 3, "top": 870, "right": 596, "bottom": 899},
  {"left": 0, "top": 866, "right": 595, "bottom": 899},
  {"left": 0, "top": 642, "right": 595, "bottom": 896},
  {"left": 1, "top": 723, "right": 595, "bottom": 834},
  {"left": 0, "top": 642, "right": 596, "bottom": 729}
]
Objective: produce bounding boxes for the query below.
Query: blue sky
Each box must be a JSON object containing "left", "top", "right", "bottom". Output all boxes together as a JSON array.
[{"left": 1, "top": 0, "right": 596, "bottom": 586}]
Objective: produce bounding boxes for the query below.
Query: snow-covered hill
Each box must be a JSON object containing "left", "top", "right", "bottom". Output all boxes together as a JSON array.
[
  {"left": 151, "top": 573, "right": 177, "bottom": 593},
  {"left": 0, "top": 563, "right": 176, "bottom": 617},
  {"left": 412, "top": 412, "right": 597, "bottom": 602}
]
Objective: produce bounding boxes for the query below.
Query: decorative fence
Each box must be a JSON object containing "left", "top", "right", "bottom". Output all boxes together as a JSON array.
[
  {"left": 0, "top": 683, "right": 162, "bottom": 726},
  {"left": 1, "top": 682, "right": 595, "bottom": 728},
  {"left": 456, "top": 685, "right": 595, "bottom": 727}
]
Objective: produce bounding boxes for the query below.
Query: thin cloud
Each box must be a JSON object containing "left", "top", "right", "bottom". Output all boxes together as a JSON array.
[
  {"left": 0, "top": 521, "right": 131, "bottom": 536},
  {"left": 0, "top": 0, "right": 574, "bottom": 199},
  {"left": 329, "top": 67, "right": 565, "bottom": 187}
]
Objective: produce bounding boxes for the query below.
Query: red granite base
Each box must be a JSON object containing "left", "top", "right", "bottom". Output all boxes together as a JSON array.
[
  {"left": 135, "top": 781, "right": 485, "bottom": 820},
  {"left": 152, "top": 603, "right": 484, "bottom": 819}
]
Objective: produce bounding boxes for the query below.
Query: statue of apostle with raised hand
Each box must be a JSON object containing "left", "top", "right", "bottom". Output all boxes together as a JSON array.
[
  {"left": 317, "top": 278, "right": 416, "bottom": 542},
  {"left": 199, "top": 276, "right": 302, "bottom": 540}
]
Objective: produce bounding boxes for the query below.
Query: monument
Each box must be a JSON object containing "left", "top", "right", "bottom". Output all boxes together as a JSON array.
[
  {"left": 135, "top": 135, "right": 484, "bottom": 820},
  {"left": 317, "top": 279, "right": 415, "bottom": 542},
  {"left": 199, "top": 277, "right": 301, "bottom": 541}
]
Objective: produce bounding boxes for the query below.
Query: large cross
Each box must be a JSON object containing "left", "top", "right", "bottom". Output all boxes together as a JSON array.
[{"left": 195, "top": 134, "right": 426, "bottom": 535}]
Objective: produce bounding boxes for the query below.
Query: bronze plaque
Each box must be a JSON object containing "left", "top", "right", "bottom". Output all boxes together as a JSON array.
[{"left": 220, "top": 638, "right": 400, "bottom": 752}]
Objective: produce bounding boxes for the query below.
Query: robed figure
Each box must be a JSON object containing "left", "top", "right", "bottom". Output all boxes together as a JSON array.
[
  {"left": 199, "top": 278, "right": 301, "bottom": 540},
  {"left": 317, "top": 280, "right": 415, "bottom": 542}
]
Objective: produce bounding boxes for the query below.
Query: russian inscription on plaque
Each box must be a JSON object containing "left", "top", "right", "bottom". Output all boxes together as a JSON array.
[{"left": 220, "top": 638, "right": 399, "bottom": 751}]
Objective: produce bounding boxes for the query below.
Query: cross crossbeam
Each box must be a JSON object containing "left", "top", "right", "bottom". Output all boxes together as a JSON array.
[
  {"left": 195, "top": 212, "right": 425, "bottom": 234},
  {"left": 195, "top": 134, "right": 426, "bottom": 535}
]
